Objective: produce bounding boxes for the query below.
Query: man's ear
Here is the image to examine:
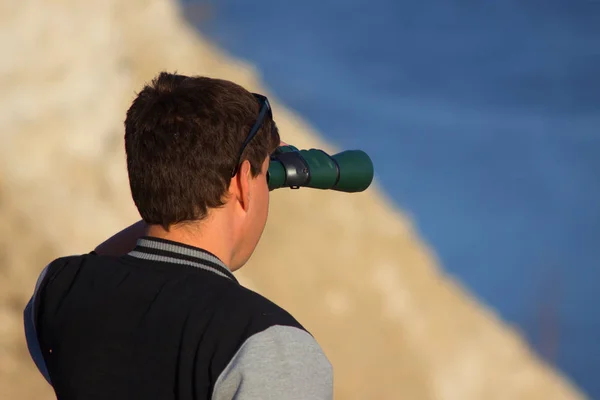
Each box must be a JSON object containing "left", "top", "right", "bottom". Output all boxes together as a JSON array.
[{"left": 233, "top": 159, "right": 252, "bottom": 213}]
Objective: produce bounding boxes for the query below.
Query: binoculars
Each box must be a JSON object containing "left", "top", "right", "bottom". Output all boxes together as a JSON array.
[{"left": 267, "top": 145, "right": 374, "bottom": 192}]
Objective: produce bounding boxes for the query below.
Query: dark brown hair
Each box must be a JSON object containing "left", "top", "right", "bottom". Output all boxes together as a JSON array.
[{"left": 124, "top": 72, "right": 280, "bottom": 230}]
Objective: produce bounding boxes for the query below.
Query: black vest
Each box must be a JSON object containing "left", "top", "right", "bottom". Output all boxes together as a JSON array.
[{"left": 33, "top": 237, "right": 306, "bottom": 400}]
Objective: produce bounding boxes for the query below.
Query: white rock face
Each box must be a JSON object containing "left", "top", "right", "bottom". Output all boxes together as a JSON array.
[{"left": 0, "top": 0, "right": 586, "bottom": 399}]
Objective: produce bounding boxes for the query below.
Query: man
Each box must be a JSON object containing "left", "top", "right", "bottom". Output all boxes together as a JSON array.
[{"left": 23, "top": 72, "right": 333, "bottom": 399}]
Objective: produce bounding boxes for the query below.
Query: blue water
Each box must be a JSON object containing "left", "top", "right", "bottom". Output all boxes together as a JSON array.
[{"left": 183, "top": 0, "right": 600, "bottom": 396}]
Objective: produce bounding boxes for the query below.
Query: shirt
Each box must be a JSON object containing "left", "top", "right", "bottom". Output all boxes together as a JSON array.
[{"left": 23, "top": 236, "right": 333, "bottom": 399}]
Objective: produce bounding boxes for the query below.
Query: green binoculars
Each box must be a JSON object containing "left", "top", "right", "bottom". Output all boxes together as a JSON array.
[{"left": 267, "top": 145, "right": 374, "bottom": 192}]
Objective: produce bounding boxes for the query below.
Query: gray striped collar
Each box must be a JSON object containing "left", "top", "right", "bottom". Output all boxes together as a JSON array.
[{"left": 127, "top": 237, "right": 237, "bottom": 282}]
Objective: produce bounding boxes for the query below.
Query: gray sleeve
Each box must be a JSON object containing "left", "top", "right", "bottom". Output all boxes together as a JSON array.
[
  {"left": 23, "top": 264, "right": 52, "bottom": 384},
  {"left": 212, "top": 325, "right": 333, "bottom": 400}
]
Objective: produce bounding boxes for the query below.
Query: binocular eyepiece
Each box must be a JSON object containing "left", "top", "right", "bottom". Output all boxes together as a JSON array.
[{"left": 267, "top": 145, "right": 374, "bottom": 192}]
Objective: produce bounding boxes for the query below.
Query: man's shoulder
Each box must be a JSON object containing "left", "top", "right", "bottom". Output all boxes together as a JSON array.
[
  {"left": 211, "top": 286, "right": 333, "bottom": 400},
  {"left": 41, "top": 251, "right": 117, "bottom": 282},
  {"left": 43, "top": 252, "right": 309, "bottom": 338},
  {"left": 38, "top": 252, "right": 94, "bottom": 282},
  {"left": 46, "top": 250, "right": 106, "bottom": 268},
  {"left": 47, "top": 252, "right": 89, "bottom": 267},
  {"left": 218, "top": 282, "right": 308, "bottom": 336}
]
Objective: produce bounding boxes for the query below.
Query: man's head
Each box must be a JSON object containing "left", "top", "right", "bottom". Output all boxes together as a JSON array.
[{"left": 124, "top": 72, "right": 280, "bottom": 270}]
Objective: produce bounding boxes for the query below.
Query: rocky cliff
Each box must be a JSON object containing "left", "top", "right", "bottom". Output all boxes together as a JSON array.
[{"left": 0, "top": 0, "right": 586, "bottom": 399}]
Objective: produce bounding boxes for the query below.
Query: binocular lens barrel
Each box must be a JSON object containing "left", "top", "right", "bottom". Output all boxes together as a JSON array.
[{"left": 267, "top": 146, "right": 374, "bottom": 193}]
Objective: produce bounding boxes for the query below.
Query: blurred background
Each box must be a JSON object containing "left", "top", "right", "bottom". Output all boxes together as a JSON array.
[
  {"left": 1, "top": 0, "right": 598, "bottom": 399},
  {"left": 185, "top": 0, "right": 600, "bottom": 395}
]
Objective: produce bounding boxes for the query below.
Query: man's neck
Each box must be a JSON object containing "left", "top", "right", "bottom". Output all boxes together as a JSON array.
[{"left": 146, "top": 222, "right": 235, "bottom": 270}]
